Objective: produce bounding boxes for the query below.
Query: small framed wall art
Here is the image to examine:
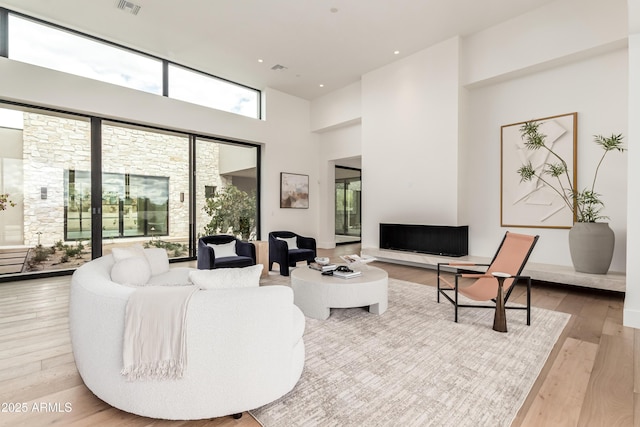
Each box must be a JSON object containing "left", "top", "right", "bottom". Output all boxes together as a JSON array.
[{"left": 280, "top": 172, "right": 309, "bottom": 209}]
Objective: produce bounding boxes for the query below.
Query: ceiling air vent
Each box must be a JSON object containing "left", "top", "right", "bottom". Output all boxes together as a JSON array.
[
  {"left": 115, "top": 0, "right": 141, "bottom": 15},
  {"left": 271, "top": 64, "right": 288, "bottom": 71}
]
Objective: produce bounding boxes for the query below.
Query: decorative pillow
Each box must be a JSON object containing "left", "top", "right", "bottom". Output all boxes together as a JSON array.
[
  {"left": 111, "top": 244, "right": 145, "bottom": 262},
  {"left": 189, "top": 264, "right": 263, "bottom": 290},
  {"left": 207, "top": 241, "right": 237, "bottom": 258},
  {"left": 277, "top": 236, "right": 298, "bottom": 250},
  {"left": 143, "top": 248, "right": 170, "bottom": 276},
  {"left": 111, "top": 256, "right": 152, "bottom": 287}
]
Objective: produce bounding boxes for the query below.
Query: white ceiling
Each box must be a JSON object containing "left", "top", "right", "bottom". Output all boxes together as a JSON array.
[{"left": 0, "top": 0, "right": 556, "bottom": 100}]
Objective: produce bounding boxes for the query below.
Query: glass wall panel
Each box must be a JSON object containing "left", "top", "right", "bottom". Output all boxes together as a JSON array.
[
  {"left": 169, "top": 64, "right": 260, "bottom": 119},
  {"left": 0, "top": 106, "right": 92, "bottom": 275},
  {"left": 196, "top": 139, "right": 258, "bottom": 241},
  {"left": 65, "top": 169, "right": 91, "bottom": 240},
  {"left": 8, "top": 14, "right": 162, "bottom": 95},
  {"left": 335, "top": 167, "right": 362, "bottom": 243},
  {"left": 101, "top": 122, "right": 189, "bottom": 259},
  {"left": 1, "top": 101, "right": 261, "bottom": 277}
]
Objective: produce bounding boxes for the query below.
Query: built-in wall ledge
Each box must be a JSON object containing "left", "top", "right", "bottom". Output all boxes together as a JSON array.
[{"left": 362, "top": 247, "right": 626, "bottom": 293}]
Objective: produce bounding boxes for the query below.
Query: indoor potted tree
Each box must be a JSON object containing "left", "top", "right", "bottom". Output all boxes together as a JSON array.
[
  {"left": 202, "top": 184, "right": 257, "bottom": 241},
  {"left": 517, "top": 121, "right": 625, "bottom": 274}
]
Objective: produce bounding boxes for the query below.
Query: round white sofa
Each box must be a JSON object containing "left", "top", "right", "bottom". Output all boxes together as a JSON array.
[{"left": 69, "top": 253, "right": 305, "bottom": 420}]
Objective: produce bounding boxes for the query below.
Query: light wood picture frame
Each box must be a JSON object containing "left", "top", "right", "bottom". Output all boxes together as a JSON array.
[
  {"left": 280, "top": 172, "right": 309, "bottom": 209},
  {"left": 500, "top": 112, "right": 577, "bottom": 229}
]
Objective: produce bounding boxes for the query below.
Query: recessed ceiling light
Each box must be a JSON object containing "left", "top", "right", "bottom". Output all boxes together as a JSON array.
[
  {"left": 394, "top": 50, "right": 400, "bottom": 55},
  {"left": 319, "top": 84, "right": 324, "bottom": 88},
  {"left": 258, "top": 59, "right": 263, "bottom": 63}
]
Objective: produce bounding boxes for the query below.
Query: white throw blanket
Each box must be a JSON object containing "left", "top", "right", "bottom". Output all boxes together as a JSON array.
[{"left": 121, "top": 285, "right": 198, "bottom": 381}]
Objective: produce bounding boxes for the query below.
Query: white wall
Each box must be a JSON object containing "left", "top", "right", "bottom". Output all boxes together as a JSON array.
[
  {"left": 624, "top": 0, "right": 640, "bottom": 327},
  {"left": 315, "top": 124, "right": 362, "bottom": 248},
  {"left": 310, "top": 81, "right": 364, "bottom": 248},
  {"left": 460, "top": 0, "right": 628, "bottom": 269},
  {"left": 260, "top": 91, "right": 320, "bottom": 238},
  {"left": 309, "top": 0, "right": 629, "bottom": 274},
  {"left": 311, "top": 82, "right": 362, "bottom": 132},
  {"left": 464, "top": 49, "right": 628, "bottom": 269},
  {"left": 360, "top": 37, "right": 462, "bottom": 249},
  {"left": 218, "top": 144, "right": 256, "bottom": 175},
  {"left": 463, "top": 0, "right": 628, "bottom": 87},
  {"left": 0, "top": 57, "right": 318, "bottom": 241}
]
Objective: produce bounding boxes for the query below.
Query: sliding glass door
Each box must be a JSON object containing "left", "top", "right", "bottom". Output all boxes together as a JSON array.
[
  {"left": 195, "top": 138, "right": 258, "bottom": 241},
  {"left": 100, "top": 122, "right": 190, "bottom": 259},
  {"left": 0, "top": 102, "right": 261, "bottom": 279},
  {"left": 0, "top": 106, "right": 93, "bottom": 274}
]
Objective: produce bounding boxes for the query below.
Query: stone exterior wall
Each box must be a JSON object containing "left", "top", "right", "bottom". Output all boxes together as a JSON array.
[
  {"left": 195, "top": 141, "right": 230, "bottom": 236},
  {"left": 102, "top": 124, "right": 192, "bottom": 241},
  {"left": 20, "top": 113, "right": 223, "bottom": 246},
  {"left": 22, "top": 114, "right": 91, "bottom": 246}
]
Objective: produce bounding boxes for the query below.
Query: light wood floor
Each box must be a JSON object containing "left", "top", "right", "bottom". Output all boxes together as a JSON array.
[{"left": 0, "top": 243, "right": 635, "bottom": 426}]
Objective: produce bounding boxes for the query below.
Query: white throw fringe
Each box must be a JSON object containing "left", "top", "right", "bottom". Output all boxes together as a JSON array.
[{"left": 121, "top": 359, "right": 186, "bottom": 381}]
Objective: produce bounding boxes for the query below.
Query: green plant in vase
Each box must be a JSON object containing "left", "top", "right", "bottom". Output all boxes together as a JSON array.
[{"left": 516, "top": 120, "right": 625, "bottom": 274}]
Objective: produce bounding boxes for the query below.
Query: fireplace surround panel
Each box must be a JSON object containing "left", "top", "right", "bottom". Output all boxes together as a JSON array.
[{"left": 379, "top": 224, "right": 468, "bottom": 257}]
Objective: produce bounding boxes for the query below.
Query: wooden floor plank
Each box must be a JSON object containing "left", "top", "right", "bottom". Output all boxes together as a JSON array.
[
  {"left": 0, "top": 334, "right": 70, "bottom": 360},
  {"left": 0, "top": 321, "right": 69, "bottom": 344},
  {"left": 0, "top": 361, "right": 82, "bottom": 402},
  {"left": 520, "top": 337, "right": 598, "bottom": 427},
  {"left": 0, "top": 343, "right": 72, "bottom": 373},
  {"left": 578, "top": 333, "right": 634, "bottom": 426},
  {"left": 0, "top": 316, "right": 69, "bottom": 339},
  {"left": 567, "top": 295, "right": 610, "bottom": 344}
]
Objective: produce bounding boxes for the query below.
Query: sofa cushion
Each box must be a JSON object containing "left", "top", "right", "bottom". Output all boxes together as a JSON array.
[
  {"left": 146, "top": 267, "right": 193, "bottom": 286},
  {"left": 112, "top": 244, "right": 145, "bottom": 262},
  {"left": 277, "top": 236, "right": 298, "bottom": 249},
  {"left": 143, "top": 248, "right": 170, "bottom": 276},
  {"left": 111, "top": 256, "right": 152, "bottom": 287},
  {"left": 189, "top": 264, "right": 262, "bottom": 290},
  {"left": 213, "top": 256, "right": 255, "bottom": 269},
  {"left": 207, "top": 241, "right": 237, "bottom": 257}
]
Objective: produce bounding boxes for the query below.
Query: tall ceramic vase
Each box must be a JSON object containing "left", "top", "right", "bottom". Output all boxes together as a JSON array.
[{"left": 568, "top": 222, "right": 615, "bottom": 274}]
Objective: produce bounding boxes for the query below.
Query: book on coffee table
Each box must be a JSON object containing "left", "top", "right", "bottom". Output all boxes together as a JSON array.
[
  {"left": 309, "top": 262, "right": 337, "bottom": 272},
  {"left": 333, "top": 269, "right": 362, "bottom": 279},
  {"left": 340, "top": 254, "right": 376, "bottom": 265}
]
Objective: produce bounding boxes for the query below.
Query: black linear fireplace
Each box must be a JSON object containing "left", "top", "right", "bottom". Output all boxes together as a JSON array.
[{"left": 379, "top": 224, "right": 468, "bottom": 257}]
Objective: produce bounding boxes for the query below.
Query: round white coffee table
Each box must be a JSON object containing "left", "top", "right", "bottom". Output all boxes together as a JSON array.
[{"left": 291, "top": 265, "right": 388, "bottom": 320}]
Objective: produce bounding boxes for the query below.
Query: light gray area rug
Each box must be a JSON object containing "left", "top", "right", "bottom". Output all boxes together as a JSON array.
[{"left": 251, "top": 277, "right": 570, "bottom": 427}]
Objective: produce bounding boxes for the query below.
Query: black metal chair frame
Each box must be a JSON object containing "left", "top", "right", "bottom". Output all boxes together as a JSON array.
[{"left": 437, "top": 232, "right": 539, "bottom": 325}]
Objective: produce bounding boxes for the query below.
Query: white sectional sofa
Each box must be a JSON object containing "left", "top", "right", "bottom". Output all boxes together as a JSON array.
[{"left": 69, "top": 251, "right": 305, "bottom": 420}]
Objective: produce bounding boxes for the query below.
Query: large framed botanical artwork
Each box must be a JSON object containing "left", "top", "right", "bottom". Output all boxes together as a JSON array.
[
  {"left": 500, "top": 112, "right": 577, "bottom": 229},
  {"left": 280, "top": 172, "right": 309, "bottom": 209}
]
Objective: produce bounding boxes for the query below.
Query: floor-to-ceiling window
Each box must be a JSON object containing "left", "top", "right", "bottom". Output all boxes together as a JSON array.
[
  {"left": 100, "top": 122, "right": 190, "bottom": 258},
  {"left": 0, "top": 106, "right": 92, "bottom": 274},
  {"left": 0, "top": 103, "right": 261, "bottom": 279},
  {"left": 0, "top": 8, "right": 263, "bottom": 279},
  {"left": 335, "top": 166, "right": 361, "bottom": 244}
]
